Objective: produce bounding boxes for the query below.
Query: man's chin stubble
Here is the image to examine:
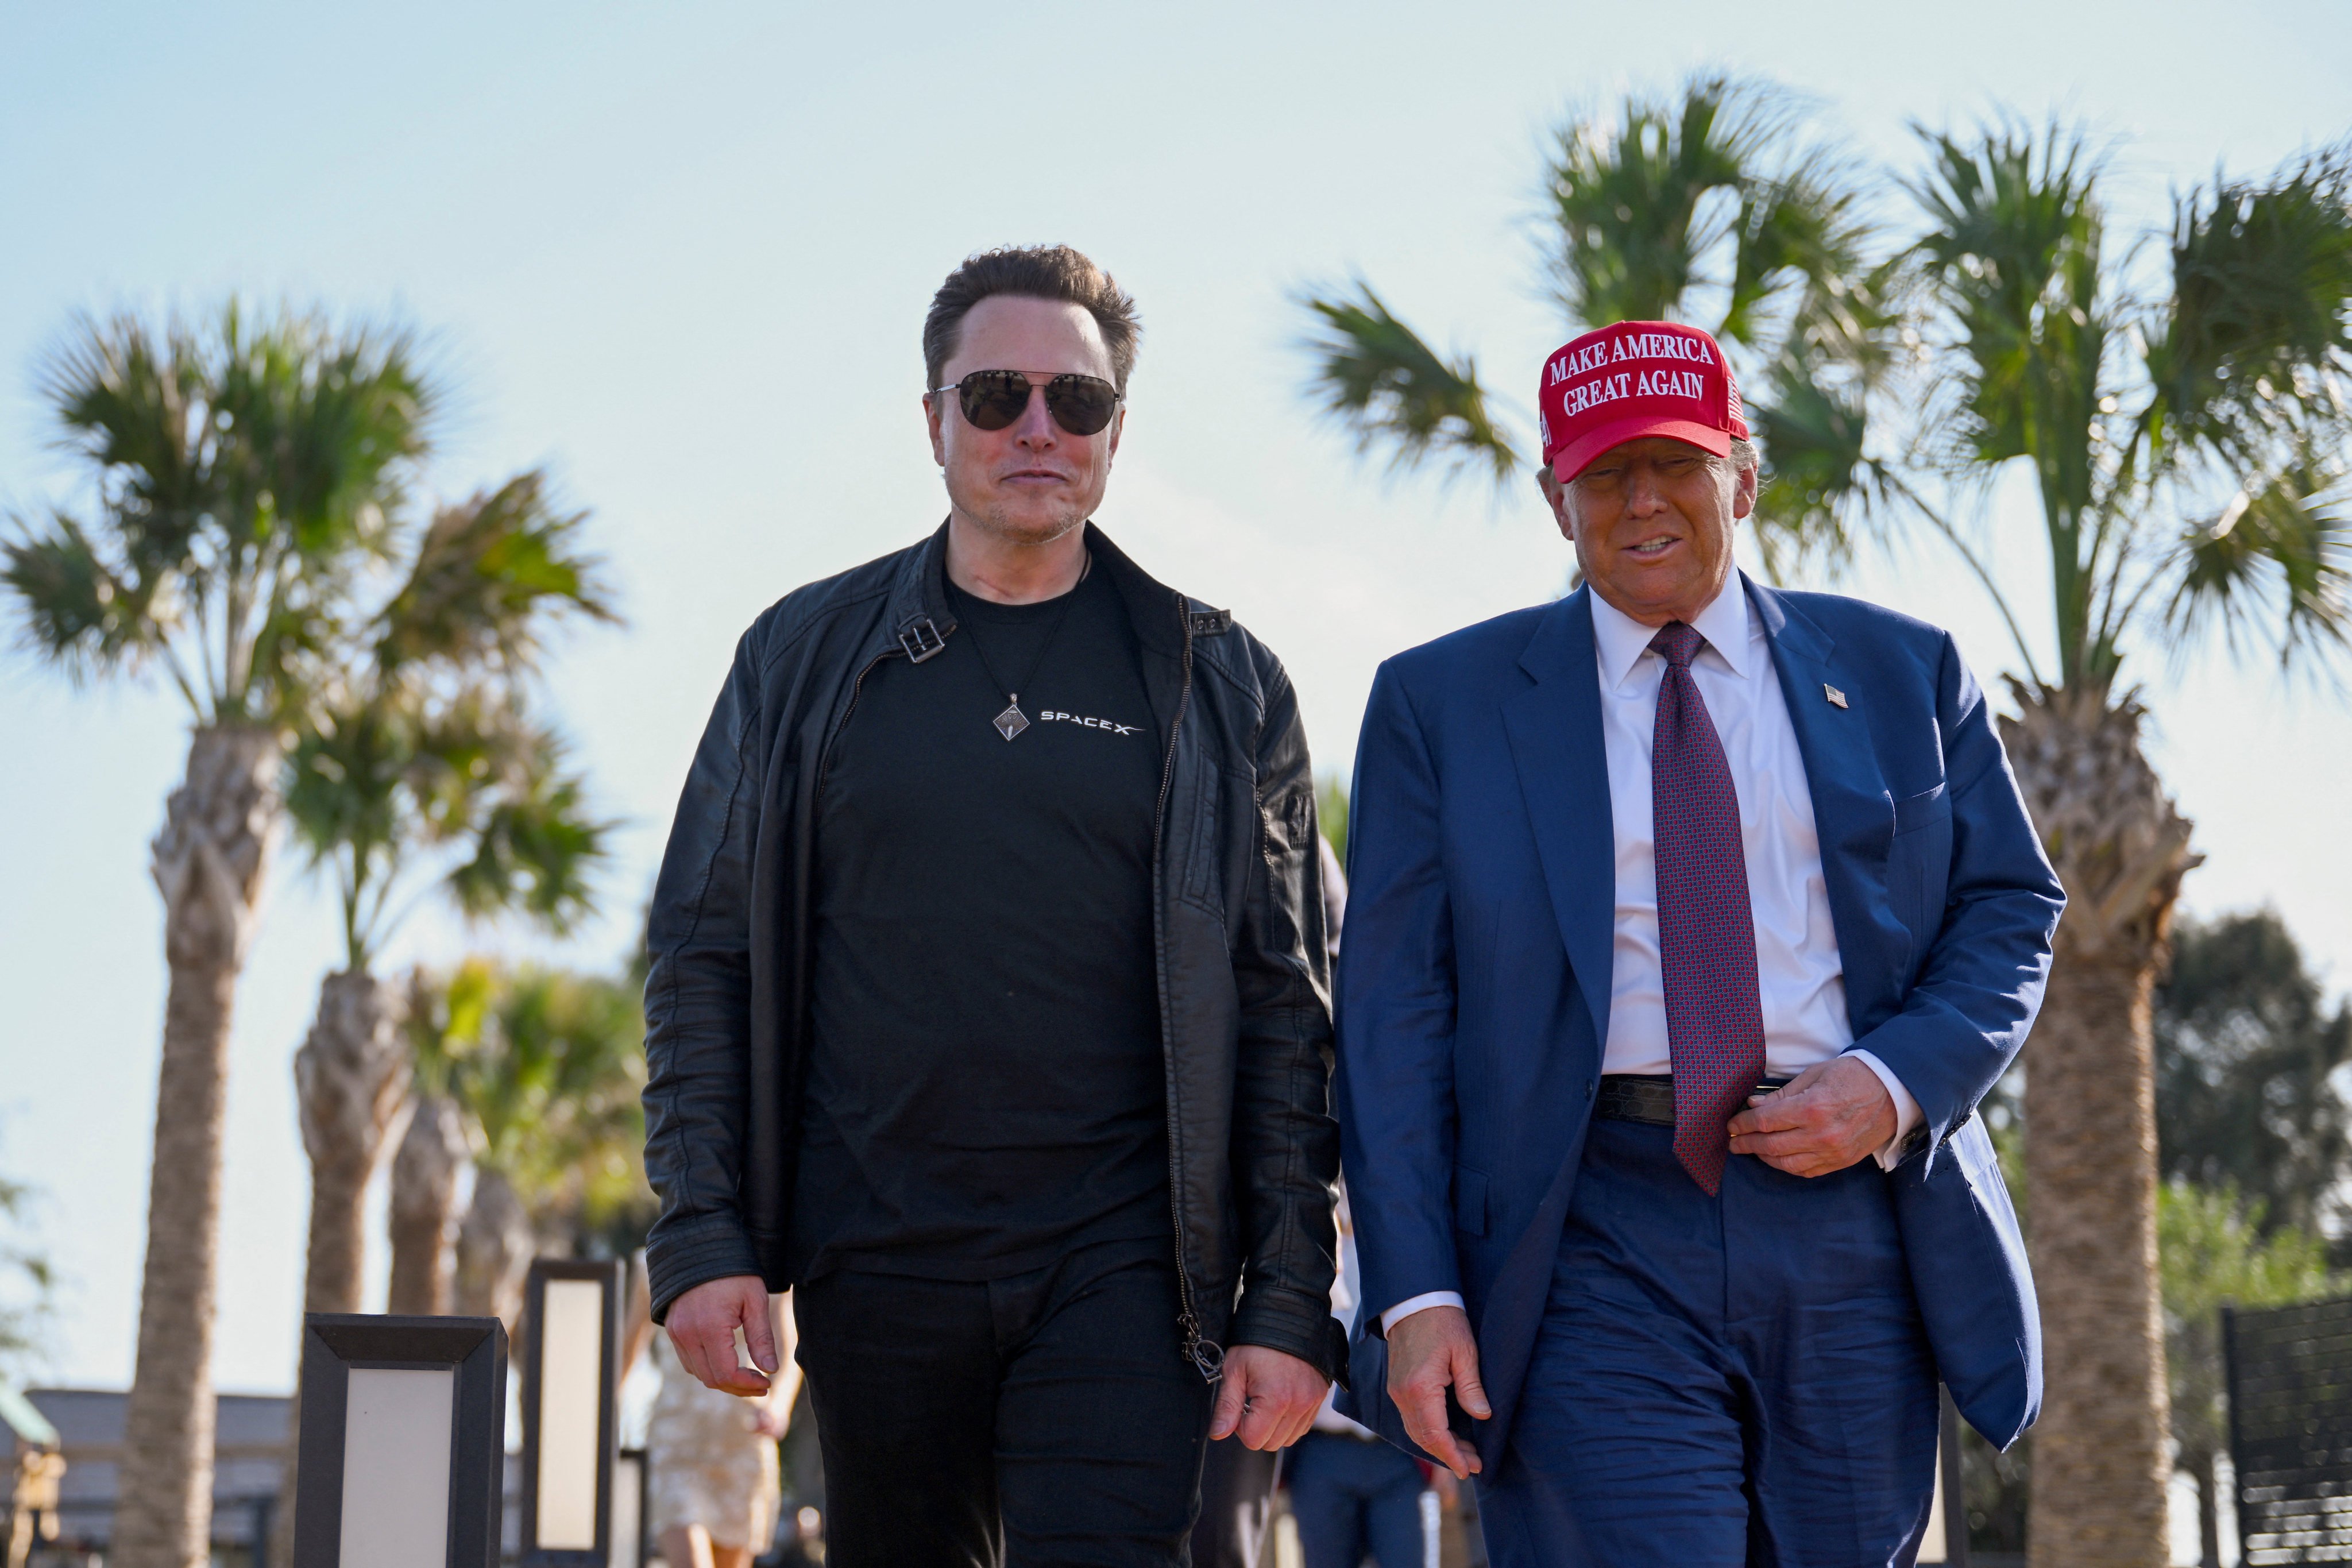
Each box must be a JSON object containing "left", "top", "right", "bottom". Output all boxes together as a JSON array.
[{"left": 967, "top": 500, "right": 1090, "bottom": 548}]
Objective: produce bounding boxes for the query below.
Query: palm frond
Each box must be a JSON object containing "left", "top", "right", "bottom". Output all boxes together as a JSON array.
[
  {"left": 1747, "top": 350, "right": 1890, "bottom": 580},
  {"left": 374, "top": 470, "right": 617, "bottom": 676},
  {"left": 12, "top": 302, "right": 444, "bottom": 722},
  {"left": 1908, "top": 119, "right": 2111, "bottom": 494},
  {"left": 2168, "top": 453, "right": 2352, "bottom": 668},
  {"left": 2146, "top": 142, "right": 2352, "bottom": 470},
  {"left": 35, "top": 313, "right": 215, "bottom": 592},
  {"left": 1, "top": 509, "right": 171, "bottom": 679},
  {"left": 1297, "top": 284, "right": 1521, "bottom": 483},
  {"left": 1725, "top": 154, "right": 1884, "bottom": 356},
  {"left": 445, "top": 729, "right": 609, "bottom": 934},
  {"left": 208, "top": 308, "right": 435, "bottom": 559},
  {"left": 1543, "top": 75, "right": 1752, "bottom": 327}
]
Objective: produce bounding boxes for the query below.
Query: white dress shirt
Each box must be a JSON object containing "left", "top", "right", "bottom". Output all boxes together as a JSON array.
[{"left": 1381, "top": 575, "right": 1921, "bottom": 1334}]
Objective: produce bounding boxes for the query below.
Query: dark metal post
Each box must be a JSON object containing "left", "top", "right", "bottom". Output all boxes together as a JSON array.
[
  {"left": 518, "top": 1258, "right": 625, "bottom": 1568},
  {"left": 289, "top": 1314, "right": 508, "bottom": 1568}
]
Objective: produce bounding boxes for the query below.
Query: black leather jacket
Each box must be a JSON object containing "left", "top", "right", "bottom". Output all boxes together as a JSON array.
[{"left": 640, "top": 522, "right": 1345, "bottom": 1383}]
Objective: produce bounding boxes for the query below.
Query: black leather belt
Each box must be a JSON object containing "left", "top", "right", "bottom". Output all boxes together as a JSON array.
[{"left": 1595, "top": 1073, "right": 1790, "bottom": 1126}]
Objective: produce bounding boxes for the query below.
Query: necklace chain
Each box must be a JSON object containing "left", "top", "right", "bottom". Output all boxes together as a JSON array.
[{"left": 958, "top": 553, "right": 1089, "bottom": 741}]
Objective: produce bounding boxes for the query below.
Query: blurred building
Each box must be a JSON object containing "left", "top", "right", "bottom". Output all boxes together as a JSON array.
[{"left": 9, "top": 1389, "right": 287, "bottom": 1568}]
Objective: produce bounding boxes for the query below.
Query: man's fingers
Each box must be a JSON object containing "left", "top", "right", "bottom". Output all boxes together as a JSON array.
[
  {"left": 1397, "top": 1381, "right": 1478, "bottom": 1478},
  {"left": 1453, "top": 1354, "right": 1493, "bottom": 1422},
  {"left": 1208, "top": 1365, "right": 1250, "bottom": 1441},
  {"left": 696, "top": 1324, "right": 767, "bottom": 1395},
  {"left": 741, "top": 1301, "right": 780, "bottom": 1377},
  {"left": 1728, "top": 1096, "right": 1818, "bottom": 1137},
  {"left": 1729, "top": 1125, "right": 1822, "bottom": 1157}
]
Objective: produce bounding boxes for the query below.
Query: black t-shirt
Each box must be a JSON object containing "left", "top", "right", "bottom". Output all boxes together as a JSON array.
[{"left": 790, "top": 557, "right": 1171, "bottom": 1280}]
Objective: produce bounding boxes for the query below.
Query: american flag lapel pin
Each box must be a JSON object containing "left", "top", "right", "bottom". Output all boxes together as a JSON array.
[{"left": 1824, "top": 684, "right": 1848, "bottom": 709}]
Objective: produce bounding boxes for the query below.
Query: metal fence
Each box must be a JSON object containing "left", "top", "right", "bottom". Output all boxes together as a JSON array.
[{"left": 2226, "top": 1295, "right": 2352, "bottom": 1562}]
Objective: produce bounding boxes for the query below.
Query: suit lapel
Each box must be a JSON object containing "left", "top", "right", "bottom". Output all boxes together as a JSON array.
[
  {"left": 1501, "top": 589, "right": 1616, "bottom": 1048},
  {"left": 1747, "top": 580, "right": 1894, "bottom": 1021}
]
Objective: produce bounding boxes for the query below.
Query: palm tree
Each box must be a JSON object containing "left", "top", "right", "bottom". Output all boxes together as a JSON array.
[
  {"left": 2, "top": 305, "right": 433, "bottom": 1568},
  {"left": 267, "top": 476, "right": 611, "bottom": 1568},
  {"left": 388, "top": 962, "right": 497, "bottom": 1316},
  {"left": 1299, "top": 76, "right": 1900, "bottom": 578},
  {"left": 1902, "top": 125, "right": 2352, "bottom": 1567},
  {"left": 397, "top": 958, "right": 650, "bottom": 1333},
  {"left": 285, "top": 470, "right": 612, "bottom": 1328}
]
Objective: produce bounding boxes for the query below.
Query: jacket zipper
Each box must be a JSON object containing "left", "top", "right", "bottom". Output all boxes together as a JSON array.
[
  {"left": 1152, "top": 592, "right": 1218, "bottom": 1381},
  {"left": 817, "top": 644, "right": 904, "bottom": 789}
]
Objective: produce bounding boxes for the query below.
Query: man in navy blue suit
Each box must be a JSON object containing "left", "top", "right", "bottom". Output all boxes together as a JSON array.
[{"left": 1333, "top": 319, "right": 2065, "bottom": 1565}]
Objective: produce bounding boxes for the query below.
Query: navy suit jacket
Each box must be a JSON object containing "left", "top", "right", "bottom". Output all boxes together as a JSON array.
[{"left": 1331, "top": 578, "right": 2063, "bottom": 1461}]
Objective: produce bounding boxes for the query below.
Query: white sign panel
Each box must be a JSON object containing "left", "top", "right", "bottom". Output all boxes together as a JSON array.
[
  {"left": 535, "top": 1278, "right": 607, "bottom": 1550},
  {"left": 339, "top": 1367, "right": 455, "bottom": 1568}
]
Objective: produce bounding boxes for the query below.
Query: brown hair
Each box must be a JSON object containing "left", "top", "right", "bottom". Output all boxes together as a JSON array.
[{"left": 923, "top": 245, "right": 1142, "bottom": 394}]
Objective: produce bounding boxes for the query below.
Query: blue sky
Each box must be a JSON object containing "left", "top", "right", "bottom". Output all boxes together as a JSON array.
[{"left": 4, "top": 1, "right": 2350, "bottom": 1393}]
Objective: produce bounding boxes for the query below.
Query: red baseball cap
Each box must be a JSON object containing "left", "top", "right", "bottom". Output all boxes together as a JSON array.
[{"left": 1537, "top": 320, "right": 1748, "bottom": 482}]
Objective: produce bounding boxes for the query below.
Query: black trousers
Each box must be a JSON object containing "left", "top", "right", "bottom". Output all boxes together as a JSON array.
[{"left": 795, "top": 1245, "right": 1214, "bottom": 1567}]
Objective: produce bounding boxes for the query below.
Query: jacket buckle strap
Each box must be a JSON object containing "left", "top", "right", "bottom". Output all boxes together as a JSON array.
[
  {"left": 1188, "top": 608, "right": 1231, "bottom": 636},
  {"left": 898, "top": 617, "right": 948, "bottom": 663}
]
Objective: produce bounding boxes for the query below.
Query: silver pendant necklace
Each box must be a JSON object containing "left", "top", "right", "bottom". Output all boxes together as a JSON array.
[{"left": 960, "top": 554, "right": 1088, "bottom": 741}]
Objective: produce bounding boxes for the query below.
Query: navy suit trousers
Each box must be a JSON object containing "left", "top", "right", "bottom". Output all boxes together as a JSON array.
[{"left": 1477, "top": 1120, "right": 1939, "bottom": 1567}]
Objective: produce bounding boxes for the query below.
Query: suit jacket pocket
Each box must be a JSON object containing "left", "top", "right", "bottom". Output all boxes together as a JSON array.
[
  {"left": 1893, "top": 783, "right": 1951, "bottom": 837},
  {"left": 1454, "top": 1167, "right": 1488, "bottom": 1237}
]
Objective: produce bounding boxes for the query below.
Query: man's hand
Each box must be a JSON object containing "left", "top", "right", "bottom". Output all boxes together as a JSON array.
[
  {"left": 1208, "top": 1346, "right": 1328, "bottom": 1451},
  {"left": 663, "top": 1275, "right": 778, "bottom": 1397},
  {"left": 1385, "top": 1304, "right": 1489, "bottom": 1480},
  {"left": 1727, "top": 1055, "right": 1896, "bottom": 1177}
]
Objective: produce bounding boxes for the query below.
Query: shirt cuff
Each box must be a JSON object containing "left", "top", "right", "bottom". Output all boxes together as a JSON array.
[
  {"left": 1847, "top": 1048, "right": 1922, "bottom": 1171},
  {"left": 1379, "top": 1291, "right": 1466, "bottom": 1336}
]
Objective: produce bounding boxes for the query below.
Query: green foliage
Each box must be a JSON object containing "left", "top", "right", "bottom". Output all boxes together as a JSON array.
[
  {"left": 2156, "top": 910, "right": 2352, "bottom": 1245},
  {"left": 1296, "top": 74, "right": 1902, "bottom": 581},
  {"left": 2159, "top": 1180, "right": 2336, "bottom": 1487},
  {"left": 405, "top": 959, "right": 650, "bottom": 1251},
  {"left": 0, "top": 1145, "right": 55, "bottom": 1381},
  {"left": 1316, "top": 774, "right": 1350, "bottom": 865},
  {"left": 3, "top": 304, "right": 435, "bottom": 723},
  {"left": 1298, "top": 285, "right": 1520, "bottom": 484},
  {"left": 1910, "top": 128, "right": 2352, "bottom": 696},
  {"left": 372, "top": 472, "right": 612, "bottom": 677},
  {"left": 280, "top": 470, "right": 615, "bottom": 967}
]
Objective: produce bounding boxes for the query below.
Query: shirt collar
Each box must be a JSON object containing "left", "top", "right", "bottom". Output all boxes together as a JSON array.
[{"left": 1588, "top": 571, "right": 1756, "bottom": 690}]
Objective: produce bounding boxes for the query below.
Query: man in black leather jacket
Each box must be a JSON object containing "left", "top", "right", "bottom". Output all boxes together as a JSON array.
[{"left": 640, "top": 245, "right": 1342, "bottom": 1566}]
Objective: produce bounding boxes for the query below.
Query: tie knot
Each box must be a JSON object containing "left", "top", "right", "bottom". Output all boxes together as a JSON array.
[{"left": 1650, "top": 620, "right": 1704, "bottom": 670}]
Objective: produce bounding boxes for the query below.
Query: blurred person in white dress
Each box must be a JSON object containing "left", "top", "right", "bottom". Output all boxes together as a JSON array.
[{"left": 628, "top": 1262, "right": 800, "bottom": 1568}]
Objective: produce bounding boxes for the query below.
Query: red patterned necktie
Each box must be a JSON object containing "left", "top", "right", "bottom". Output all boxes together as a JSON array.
[{"left": 1648, "top": 620, "right": 1766, "bottom": 1195}]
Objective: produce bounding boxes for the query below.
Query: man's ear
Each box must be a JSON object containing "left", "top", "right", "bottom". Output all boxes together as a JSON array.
[
  {"left": 1539, "top": 469, "right": 1576, "bottom": 544},
  {"left": 1731, "top": 456, "right": 1759, "bottom": 520},
  {"left": 925, "top": 393, "right": 948, "bottom": 468}
]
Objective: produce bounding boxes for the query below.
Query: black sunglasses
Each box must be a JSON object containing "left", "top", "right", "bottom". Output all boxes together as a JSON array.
[{"left": 929, "top": 370, "right": 1122, "bottom": 437}]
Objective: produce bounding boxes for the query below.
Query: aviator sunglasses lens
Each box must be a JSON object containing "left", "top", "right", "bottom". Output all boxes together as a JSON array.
[
  {"left": 951, "top": 372, "right": 1119, "bottom": 435},
  {"left": 1042, "top": 374, "right": 1118, "bottom": 435},
  {"left": 957, "top": 370, "right": 1037, "bottom": 431}
]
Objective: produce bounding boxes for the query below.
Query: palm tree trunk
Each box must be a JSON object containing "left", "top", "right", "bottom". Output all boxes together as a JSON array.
[
  {"left": 112, "top": 724, "right": 279, "bottom": 1568},
  {"left": 271, "top": 967, "right": 410, "bottom": 1568},
  {"left": 455, "top": 1166, "right": 534, "bottom": 1336},
  {"left": 2002, "top": 685, "right": 2198, "bottom": 1568},
  {"left": 294, "top": 968, "right": 410, "bottom": 1313},
  {"left": 388, "top": 1092, "right": 469, "bottom": 1315}
]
